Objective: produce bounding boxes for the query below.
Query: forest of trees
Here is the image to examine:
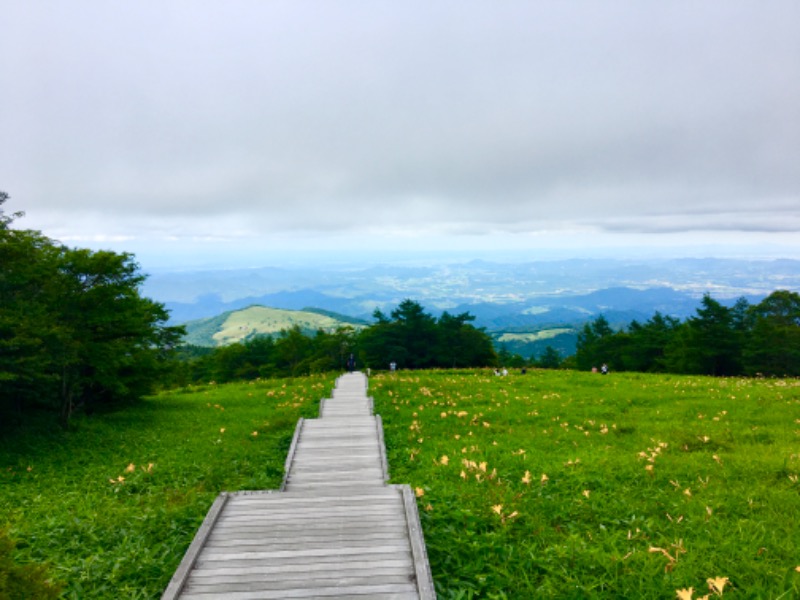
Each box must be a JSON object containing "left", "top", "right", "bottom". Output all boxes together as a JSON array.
[
  {"left": 573, "top": 291, "right": 800, "bottom": 377},
  {"left": 0, "top": 194, "right": 184, "bottom": 426}
]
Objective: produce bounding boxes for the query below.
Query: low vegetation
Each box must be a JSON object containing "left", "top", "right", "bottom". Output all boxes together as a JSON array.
[
  {"left": 371, "top": 369, "right": 800, "bottom": 599},
  {"left": 2, "top": 369, "right": 798, "bottom": 598},
  {"left": 0, "top": 374, "right": 335, "bottom": 598}
]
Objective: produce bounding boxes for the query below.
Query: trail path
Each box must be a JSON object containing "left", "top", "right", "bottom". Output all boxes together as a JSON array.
[{"left": 162, "top": 372, "right": 435, "bottom": 599}]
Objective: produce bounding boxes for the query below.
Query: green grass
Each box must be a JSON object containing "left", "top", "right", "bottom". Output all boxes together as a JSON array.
[
  {"left": 370, "top": 370, "right": 800, "bottom": 599},
  {"left": 3, "top": 369, "right": 799, "bottom": 598},
  {"left": 0, "top": 373, "right": 336, "bottom": 598}
]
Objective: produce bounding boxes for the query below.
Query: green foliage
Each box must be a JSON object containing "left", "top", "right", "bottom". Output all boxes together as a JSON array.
[
  {"left": 371, "top": 369, "right": 800, "bottom": 598},
  {"left": 0, "top": 200, "right": 184, "bottom": 426},
  {"left": 744, "top": 290, "right": 800, "bottom": 376},
  {"left": 178, "top": 300, "right": 496, "bottom": 382},
  {"left": 575, "top": 291, "right": 800, "bottom": 377},
  {"left": 0, "top": 528, "right": 63, "bottom": 600},
  {"left": 0, "top": 374, "right": 336, "bottom": 598},
  {"left": 359, "top": 300, "right": 496, "bottom": 369},
  {"left": 536, "top": 345, "right": 563, "bottom": 369}
]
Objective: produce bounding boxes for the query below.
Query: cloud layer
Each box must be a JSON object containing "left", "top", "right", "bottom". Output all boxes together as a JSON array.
[{"left": 2, "top": 1, "right": 798, "bottom": 260}]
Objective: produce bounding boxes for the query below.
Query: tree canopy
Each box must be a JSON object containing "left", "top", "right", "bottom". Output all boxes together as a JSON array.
[
  {"left": 1, "top": 194, "right": 184, "bottom": 426},
  {"left": 575, "top": 291, "right": 800, "bottom": 377}
]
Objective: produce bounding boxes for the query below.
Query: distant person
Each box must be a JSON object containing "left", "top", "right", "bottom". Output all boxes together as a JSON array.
[
  {"left": 346, "top": 354, "right": 356, "bottom": 372},
  {"left": 390, "top": 361, "right": 397, "bottom": 372},
  {"left": 521, "top": 367, "right": 527, "bottom": 375},
  {"left": 601, "top": 363, "right": 608, "bottom": 375},
  {"left": 501, "top": 367, "right": 508, "bottom": 376}
]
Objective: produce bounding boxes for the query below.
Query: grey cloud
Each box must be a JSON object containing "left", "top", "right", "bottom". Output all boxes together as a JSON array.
[{"left": 1, "top": 1, "right": 798, "bottom": 248}]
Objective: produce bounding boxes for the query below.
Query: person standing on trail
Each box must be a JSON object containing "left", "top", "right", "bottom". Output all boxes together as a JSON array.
[{"left": 346, "top": 354, "right": 356, "bottom": 372}]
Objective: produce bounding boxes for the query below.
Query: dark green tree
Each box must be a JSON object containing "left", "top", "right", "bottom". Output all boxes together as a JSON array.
[
  {"left": 537, "top": 345, "right": 562, "bottom": 369},
  {"left": 744, "top": 290, "right": 800, "bottom": 376},
  {"left": 575, "top": 315, "right": 616, "bottom": 371},
  {"left": 665, "top": 294, "right": 743, "bottom": 376},
  {"left": 1, "top": 197, "right": 184, "bottom": 425},
  {"left": 622, "top": 312, "right": 681, "bottom": 372},
  {"left": 274, "top": 325, "right": 314, "bottom": 376},
  {"left": 390, "top": 299, "right": 438, "bottom": 368},
  {"left": 435, "top": 311, "right": 496, "bottom": 368}
]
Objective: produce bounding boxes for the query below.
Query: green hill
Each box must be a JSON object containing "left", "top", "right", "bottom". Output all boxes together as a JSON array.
[{"left": 182, "top": 305, "right": 365, "bottom": 347}]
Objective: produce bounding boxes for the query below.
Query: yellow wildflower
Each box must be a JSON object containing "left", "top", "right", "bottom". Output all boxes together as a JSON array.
[
  {"left": 707, "top": 577, "right": 729, "bottom": 595},
  {"left": 675, "top": 588, "right": 693, "bottom": 600}
]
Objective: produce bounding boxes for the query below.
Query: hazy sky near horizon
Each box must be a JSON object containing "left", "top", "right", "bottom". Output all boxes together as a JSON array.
[{"left": 2, "top": 1, "right": 799, "bottom": 268}]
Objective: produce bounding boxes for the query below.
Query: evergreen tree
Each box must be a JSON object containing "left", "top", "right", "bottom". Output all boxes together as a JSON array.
[
  {"left": 665, "top": 294, "right": 743, "bottom": 376},
  {"left": 622, "top": 312, "right": 681, "bottom": 372},
  {"left": 744, "top": 290, "right": 800, "bottom": 376},
  {"left": 537, "top": 345, "right": 562, "bottom": 369}
]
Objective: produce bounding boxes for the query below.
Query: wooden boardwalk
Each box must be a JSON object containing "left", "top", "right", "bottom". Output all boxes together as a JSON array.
[{"left": 162, "top": 372, "right": 435, "bottom": 599}]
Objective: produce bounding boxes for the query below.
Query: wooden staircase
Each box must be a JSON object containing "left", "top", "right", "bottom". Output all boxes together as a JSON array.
[{"left": 162, "top": 372, "right": 435, "bottom": 599}]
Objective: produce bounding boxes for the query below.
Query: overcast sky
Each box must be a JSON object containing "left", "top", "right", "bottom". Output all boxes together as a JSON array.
[{"left": 2, "top": 1, "right": 799, "bottom": 268}]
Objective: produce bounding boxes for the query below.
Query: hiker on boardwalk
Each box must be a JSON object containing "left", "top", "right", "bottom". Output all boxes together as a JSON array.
[{"left": 346, "top": 354, "right": 356, "bottom": 372}]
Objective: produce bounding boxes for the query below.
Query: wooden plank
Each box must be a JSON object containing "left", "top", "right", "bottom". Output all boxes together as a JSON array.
[
  {"left": 161, "top": 493, "right": 230, "bottom": 599},
  {"left": 189, "top": 558, "right": 412, "bottom": 578},
  {"left": 185, "top": 574, "right": 416, "bottom": 594},
  {"left": 189, "top": 567, "right": 414, "bottom": 585},
  {"left": 179, "top": 583, "right": 419, "bottom": 600},
  {"left": 398, "top": 485, "right": 436, "bottom": 599},
  {"left": 180, "top": 584, "right": 419, "bottom": 600},
  {"left": 196, "top": 550, "right": 412, "bottom": 570},
  {"left": 197, "top": 543, "right": 411, "bottom": 562},
  {"left": 226, "top": 489, "right": 400, "bottom": 505},
  {"left": 280, "top": 418, "right": 304, "bottom": 491},
  {"left": 166, "top": 372, "right": 435, "bottom": 600}
]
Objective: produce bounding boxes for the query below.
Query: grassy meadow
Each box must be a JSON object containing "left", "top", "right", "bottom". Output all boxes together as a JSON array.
[
  {"left": 0, "top": 374, "right": 336, "bottom": 598},
  {"left": 1, "top": 369, "right": 799, "bottom": 598},
  {"left": 370, "top": 370, "right": 800, "bottom": 599}
]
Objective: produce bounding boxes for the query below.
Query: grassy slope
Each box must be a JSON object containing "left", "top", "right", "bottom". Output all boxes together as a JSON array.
[
  {"left": 2, "top": 370, "right": 798, "bottom": 599},
  {"left": 0, "top": 374, "right": 336, "bottom": 598},
  {"left": 182, "top": 305, "right": 362, "bottom": 346},
  {"left": 370, "top": 370, "right": 800, "bottom": 599},
  {"left": 495, "top": 329, "right": 574, "bottom": 343}
]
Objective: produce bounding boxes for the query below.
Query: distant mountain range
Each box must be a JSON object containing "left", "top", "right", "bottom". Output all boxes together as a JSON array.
[{"left": 158, "top": 257, "right": 800, "bottom": 358}]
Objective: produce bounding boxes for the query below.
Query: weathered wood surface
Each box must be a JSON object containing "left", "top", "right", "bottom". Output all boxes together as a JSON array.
[{"left": 163, "top": 372, "right": 435, "bottom": 599}]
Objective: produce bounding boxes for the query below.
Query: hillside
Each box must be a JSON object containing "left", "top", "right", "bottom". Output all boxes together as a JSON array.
[{"left": 182, "top": 305, "right": 366, "bottom": 347}]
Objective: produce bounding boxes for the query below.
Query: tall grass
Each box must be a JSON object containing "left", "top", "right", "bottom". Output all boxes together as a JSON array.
[
  {"left": 0, "top": 374, "right": 336, "bottom": 598},
  {"left": 371, "top": 369, "right": 800, "bottom": 599}
]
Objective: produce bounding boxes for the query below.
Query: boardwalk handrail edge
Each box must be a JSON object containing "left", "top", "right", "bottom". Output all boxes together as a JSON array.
[
  {"left": 161, "top": 492, "right": 230, "bottom": 599},
  {"left": 397, "top": 484, "right": 437, "bottom": 598},
  {"left": 280, "top": 417, "right": 305, "bottom": 491}
]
